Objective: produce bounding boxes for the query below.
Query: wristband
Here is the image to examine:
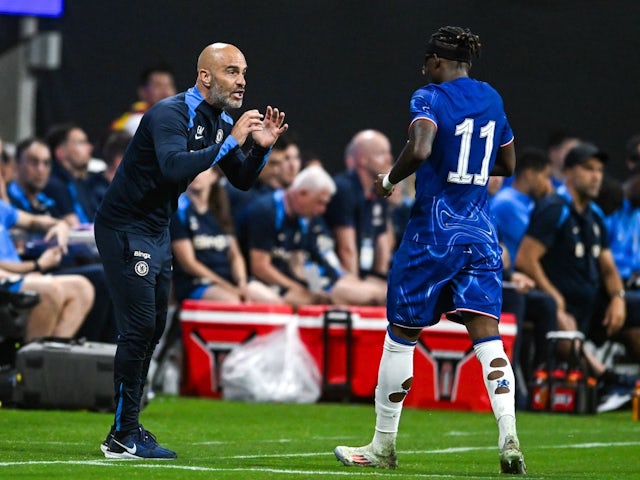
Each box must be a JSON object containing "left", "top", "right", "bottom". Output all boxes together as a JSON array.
[
  {"left": 382, "top": 172, "right": 395, "bottom": 191},
  {"left": 34, "top": 260, "right": 42, "bottom": 272}
]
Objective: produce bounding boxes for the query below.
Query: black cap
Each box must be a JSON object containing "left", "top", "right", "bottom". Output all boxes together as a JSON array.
[{"left": 564, "top": 142, "right": 608, "bottom": 169}]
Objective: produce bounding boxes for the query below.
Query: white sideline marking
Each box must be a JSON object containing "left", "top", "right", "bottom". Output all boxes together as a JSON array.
[
  {"left": 227, "top": 440, "right": 640, "bottom": 459},
  {"left": 0, "top": 461, "right": 495, "bottom": 478},
  {"left": 2, "top": 441, "right": 640, "bottom": 477},
  {"left": 193, "top": 438, "right": 292, "bottom": 445}
]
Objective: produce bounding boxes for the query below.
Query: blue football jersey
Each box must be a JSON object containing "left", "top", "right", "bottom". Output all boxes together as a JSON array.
[{"left": 404, "top": 77, "right": 514, "bottom": 246}]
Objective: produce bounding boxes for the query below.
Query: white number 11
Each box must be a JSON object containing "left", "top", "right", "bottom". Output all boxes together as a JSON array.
[{"left": 447, "top": 118, "right": 495, "bottom": 186}]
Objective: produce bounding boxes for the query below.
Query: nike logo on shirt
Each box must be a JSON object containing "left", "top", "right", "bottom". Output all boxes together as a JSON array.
[{"left": 195, "top": 125, "right": 205, "bottom": 140}]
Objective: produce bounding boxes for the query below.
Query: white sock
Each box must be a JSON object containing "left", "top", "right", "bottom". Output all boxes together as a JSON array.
[
  {"left": 371, "top": 330, "right": 416, "bottom": 454},
  {"left": 473, "top": 339, "right": 517, "bottom": 448}
]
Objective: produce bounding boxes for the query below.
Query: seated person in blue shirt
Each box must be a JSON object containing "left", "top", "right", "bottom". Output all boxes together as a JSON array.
[
  {"left": 44, "top": 123, "right": 101, "bottom": 227},
  {"left": 0, "top": 200, "right": 93, "bottom": 341},
  {"left": 8, "top": 138, "right": 116, "bottom": 342},
  {"left": 243, "top": 165, "right": 387, "bottom": 309},
  {"left": 490, "top": 147, "right": 557, "bottom": 389},
  {"left": 170, "top": 166, "right": 283, "bottom": 304},
  {"left": 606, "top": 146, "right": 640, "bottom": 289}
]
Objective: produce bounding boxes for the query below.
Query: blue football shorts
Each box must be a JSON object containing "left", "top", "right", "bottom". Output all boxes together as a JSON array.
[{"left": 386, "top": 240, "right": 503, "bottom": 328}]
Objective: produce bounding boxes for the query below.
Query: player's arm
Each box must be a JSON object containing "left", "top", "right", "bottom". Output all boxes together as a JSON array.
[
  {"left": 375, "top": 118, "right": 436, "bottom": 197},
  {"left": 218, "top": 106, "right": 288, "bottom": 190},
  {"left": 152, "top": 106, "right": 223, "bottom": 181},
  {"left": 491, "top": 140, "right": 516, "bottom": 177},
  {"left": 217, "top": 144, "right": 271, "bottom": 191}
]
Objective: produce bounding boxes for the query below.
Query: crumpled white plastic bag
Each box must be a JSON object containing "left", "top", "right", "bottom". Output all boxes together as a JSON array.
[{"left": 221, "top": 321, "right": 321, "bottom": 403}]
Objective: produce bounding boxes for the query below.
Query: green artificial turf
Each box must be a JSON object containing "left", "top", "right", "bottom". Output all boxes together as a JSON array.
[{"left": 0, "top": 395, "right": 638, "bottom": 479}]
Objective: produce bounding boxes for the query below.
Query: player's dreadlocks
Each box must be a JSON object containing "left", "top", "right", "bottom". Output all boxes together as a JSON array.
[{"left": 425, "top": 26, "right": 481, "bottom": 64}]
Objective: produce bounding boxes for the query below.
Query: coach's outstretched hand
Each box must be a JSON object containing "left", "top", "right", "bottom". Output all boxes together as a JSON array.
[{"left": 253, "top": 106, "right": 288, "bottom": 148}]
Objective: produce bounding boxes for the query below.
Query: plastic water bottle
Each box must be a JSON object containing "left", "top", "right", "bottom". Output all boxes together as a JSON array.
[
  {"left": 530, "top": 368, "right": 549, "bottom": 411},
  {"left": 632, "top": 380, "right": 640, "bottom": 421}
]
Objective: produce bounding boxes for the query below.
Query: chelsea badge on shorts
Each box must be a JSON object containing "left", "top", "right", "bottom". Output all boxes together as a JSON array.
[{"left": 134, "top": 261, "right": 149, "bottom": 276}]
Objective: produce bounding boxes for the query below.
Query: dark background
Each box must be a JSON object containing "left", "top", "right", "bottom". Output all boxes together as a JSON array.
[{"left": 2, "top": 0, "right": 639, "bottom": 179}]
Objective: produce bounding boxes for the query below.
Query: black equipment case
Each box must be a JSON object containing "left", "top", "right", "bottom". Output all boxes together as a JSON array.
[{"left": 14, "top": 338, "right": 116, "bottom": 411}]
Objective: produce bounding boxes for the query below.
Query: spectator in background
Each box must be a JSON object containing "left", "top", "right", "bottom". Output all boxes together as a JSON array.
[
  {"left": 277, "top": 134, "right": 302, "bottom": 188},
  {"left": 110, "top": 64, "right": 177, "bottom": 136},
  {"left": 516, "top": 142, "right": 640, "bottom": 412},
  {"left": 45, "top": 123, "right": 101, "bottom": 227},
  {"left": 546, "top": 129, "right": 580, "bottom": 189},
  {"left": 226, "top": 140, "right": 284, "bottom": 230},
  {"left": 607, "top": 175, "right": 640, "bottom": 288},
  {"left": 606, "top": 133, "right": 640, "bottom": 289},
  {"left": 9, "top": 139, "right": 62, "bottom": 217},
  {"left": 8, "top": 138, "right": 116, "bottom": 343},
  {"left": 490, "top": 147, "right": 557, "bottom": 391},
  {"left": 170, "top": 166, "right": 283, "bottom": 304},
  {"left": 88, "top": 130, "right": 132, "bottom": 209},
  {"left": 244, "top": 165, "right": 386, "bottom": 308},
  {"left": 491, "top": 147, "right": 553, "bottom": 269},
  {"left": 0, "top": 139, "right": 15, "bottom": 203},
  {"left": 324, "top": 129, "right": 393, "bottom": 288},
  {"left": 0, "top": 200, "right": 93, "bottom": 341}
]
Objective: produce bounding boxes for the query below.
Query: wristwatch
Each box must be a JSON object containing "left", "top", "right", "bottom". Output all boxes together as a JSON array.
[{"left": 612, "top": 289, "right": 626, "bottom": 300}]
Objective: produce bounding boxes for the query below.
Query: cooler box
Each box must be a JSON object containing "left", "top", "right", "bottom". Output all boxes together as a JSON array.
[
  {"left": 180, "top": 300, "right": 517, "bottom": 412},
  {"left": 179, "top": 300, "right": 293, "bottom": 397},
  {"left": 297, "top": 305, "right": 387, "bottom": 400}
]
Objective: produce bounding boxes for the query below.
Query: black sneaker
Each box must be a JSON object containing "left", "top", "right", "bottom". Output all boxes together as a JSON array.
[{"left": 104, "top": 425, "right": 177, "bottom": 459}]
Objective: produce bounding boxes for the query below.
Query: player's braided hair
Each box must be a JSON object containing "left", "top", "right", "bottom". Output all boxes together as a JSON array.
[{"left": 426, "top": 26, "right": 481, "bottom": 63}]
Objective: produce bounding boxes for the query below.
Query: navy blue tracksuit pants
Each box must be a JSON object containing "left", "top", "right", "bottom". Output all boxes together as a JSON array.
[{"left": 94, "top": 220, "right": 172, "bottom": 434}]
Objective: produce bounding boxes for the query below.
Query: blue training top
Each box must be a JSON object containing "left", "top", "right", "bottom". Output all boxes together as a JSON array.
[
  {"left": 96, "top": 86, "right": 270, "bottom": 235},
  {"left": 404, "top": 77, "right": 514, "bottom": 246}
]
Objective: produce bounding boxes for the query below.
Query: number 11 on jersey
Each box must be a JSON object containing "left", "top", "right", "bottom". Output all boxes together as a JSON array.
[{"left": 447, "top": 118, "right": 495, "bottom": 186}]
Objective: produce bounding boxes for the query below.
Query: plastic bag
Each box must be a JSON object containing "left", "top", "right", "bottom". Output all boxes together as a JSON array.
[{"left": 221, "top": 320, "right": 321, "bottom": 403}]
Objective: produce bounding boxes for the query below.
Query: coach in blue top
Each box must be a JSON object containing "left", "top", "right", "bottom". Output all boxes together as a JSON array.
[
  {"left": 95, "top": 42, "right": 288, "bottom": 459},
  {"left": 334, "top": 27, "right": 525, "bottom": 474}
]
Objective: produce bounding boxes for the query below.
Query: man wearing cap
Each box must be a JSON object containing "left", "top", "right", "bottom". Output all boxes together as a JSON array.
[{"left": 516, "top": 142, "right": 640, "bottom": 411}]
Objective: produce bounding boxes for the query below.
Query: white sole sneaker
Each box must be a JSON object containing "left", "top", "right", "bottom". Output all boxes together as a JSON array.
[
  {"left": 334, "top": 444, "right": 397, "bottom": 469},
  {"left": 499, "top": 435, "right": 526, "bottom": 474},
  {"left": 597, "top": 393, "right": 632, "bottom": 413}
]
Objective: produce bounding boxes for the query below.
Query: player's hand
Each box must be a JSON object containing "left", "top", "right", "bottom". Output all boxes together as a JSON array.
[
  {"left": 230, "top": 109, "right": 265, "bottom": 147},
  {"left": 374, "top": 173, "right": 394, "bottom": 198},
  {"left": 252, "top": 106, "right": 288, "bottom": 148}
]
